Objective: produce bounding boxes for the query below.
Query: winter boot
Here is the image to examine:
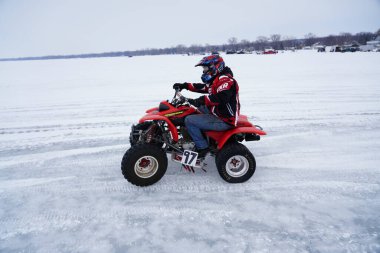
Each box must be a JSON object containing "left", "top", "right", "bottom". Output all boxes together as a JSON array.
[{"left": 195, "top": 147, "right": 210, "bottom": 159}]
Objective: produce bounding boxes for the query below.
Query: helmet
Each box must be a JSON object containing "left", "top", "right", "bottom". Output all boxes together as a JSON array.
[{"left": 195, "top": 55, "right": 225, "bottom": 84}]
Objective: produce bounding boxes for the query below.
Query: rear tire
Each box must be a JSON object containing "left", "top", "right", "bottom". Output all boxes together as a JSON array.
[
  {"left": 216, "top": 143, "right": 256, "bottom": 183},
  {"left": 121, "top": 144, "right": 167, "bottom": 186}
]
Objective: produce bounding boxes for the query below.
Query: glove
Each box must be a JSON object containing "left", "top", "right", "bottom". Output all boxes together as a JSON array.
[
  {"left": 173, "top": 83, "right": 189, "bottom": 91},
  {"left": 188, "top": 96, "right": 205, "bottom": 107}
]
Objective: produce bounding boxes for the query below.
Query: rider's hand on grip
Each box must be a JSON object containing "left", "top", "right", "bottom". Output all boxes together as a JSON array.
[
  {"left": 188, "top": 96, "right": 205, "bottom": 107},
  {"left": 173, "top": 83, "right": 189, "bottom": 91}
]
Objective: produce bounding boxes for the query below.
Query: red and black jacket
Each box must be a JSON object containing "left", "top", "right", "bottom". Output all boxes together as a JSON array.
[{"left": 187, "top": 67, "right": 240, "bottom": 126}]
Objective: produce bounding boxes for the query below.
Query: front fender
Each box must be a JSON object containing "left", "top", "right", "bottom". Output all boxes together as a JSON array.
[
  {"left": 146, "top": 107, "right": 159, "bottom": 113},
  {"left": 139, "top": 115, "right": 179, "bottom": 142}
]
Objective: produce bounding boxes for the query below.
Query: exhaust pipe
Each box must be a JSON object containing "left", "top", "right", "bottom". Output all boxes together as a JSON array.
[{"left": 245, "top": 133, "right": 260, "bottom": 141}]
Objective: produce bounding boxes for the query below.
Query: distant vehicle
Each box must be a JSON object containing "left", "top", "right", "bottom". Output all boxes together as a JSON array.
[
  {"left": 315, "top": 45, "right": 326, "bottom": 52},
  {"left": 359, "top": 45, "right": 375, "bottom": 52},
  {"left": 317, "top": 47, "right": 325, "bottom": 52},
  {"left": 263, "top": 49, "right": 277, "bottom": 54},
  {"left": 237, "top": 50, "right": 246, "bottom": 54},
  {"left": 285, "top": 47, "right": 296, "bottom": 52},
  {"left": 341, "top": 46, "right": 359, "bottom": 53},
  {"left": 330, "top": 46, "right": 342, "bottom": 52},
  {"left": 226, "top": 50, "right": 237, "bottom": 54}
]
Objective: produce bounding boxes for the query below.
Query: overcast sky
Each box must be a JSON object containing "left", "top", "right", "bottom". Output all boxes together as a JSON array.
[{"left": 0, "top": 0, "right": 379, "bottom": 58}]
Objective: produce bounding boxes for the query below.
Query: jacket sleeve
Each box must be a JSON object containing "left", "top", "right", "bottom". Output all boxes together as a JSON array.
[
  {"left": 187, "top": 83, "right": 209, "bottom": 94},
  {"left": 204, "top": 77, "right": 235, "bottom": 106}
]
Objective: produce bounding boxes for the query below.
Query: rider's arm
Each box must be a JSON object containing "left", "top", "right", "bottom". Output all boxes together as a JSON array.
[{"left": 187, "top": 83, "right": 208, "bottom": 94}]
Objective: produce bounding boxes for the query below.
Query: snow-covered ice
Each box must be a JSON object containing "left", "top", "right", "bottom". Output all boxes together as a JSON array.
[{"left": 1, "top": 51, "right": 380, "bottom": 252}]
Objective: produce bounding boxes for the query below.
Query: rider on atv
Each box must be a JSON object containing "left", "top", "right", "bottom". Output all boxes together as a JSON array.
[
  {"left": 173, "top": 55, "right": 240, "bottom": 158},
  {"left": 123, "top": 55, "right": 265, "bottom": 186}
]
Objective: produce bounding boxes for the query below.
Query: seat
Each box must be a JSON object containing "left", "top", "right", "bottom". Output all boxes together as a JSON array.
[{"left": 205, "top": 115, "right": 254, "bottom": 141}]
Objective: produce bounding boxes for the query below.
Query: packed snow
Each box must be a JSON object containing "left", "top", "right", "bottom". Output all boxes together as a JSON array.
[{"left": 1, "top": 51, "right": 380, "bottom": 253}]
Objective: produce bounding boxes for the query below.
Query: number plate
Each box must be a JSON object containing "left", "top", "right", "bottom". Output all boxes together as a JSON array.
[{"left": 181, "top": 150, "right": 198, "bottom": 167}]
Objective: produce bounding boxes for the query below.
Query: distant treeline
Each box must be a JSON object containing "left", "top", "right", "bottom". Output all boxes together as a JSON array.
[{"left": 1, "top": 30, "right": 379, "bottom": 61}]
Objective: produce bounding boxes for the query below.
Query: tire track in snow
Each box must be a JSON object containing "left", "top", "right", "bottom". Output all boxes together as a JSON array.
[
  {"left": 0, "top": 144, "right": 127, "bottom": 168},
  {"left": 0, "top": 206, "right": 232, "bottom": 240},
  {"left": 0, "top": 121, "right": 131, "bottom": 135},
  {"left": 0, "top": 136, "right": 128, "bottom": 158},
  {"left": 2, "top": 174, "right": 377, "bottom": 198},
  {"left": 0, "top": 177, "right": 75, "bottom": 190}
]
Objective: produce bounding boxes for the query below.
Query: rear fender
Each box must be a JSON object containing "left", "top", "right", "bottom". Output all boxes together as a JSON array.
[
  {"left": 139, "top": 115, "right": 178, "bottom": 142},
  {"left": 206, "top": 126, "right": 267, "bottom": 149}
]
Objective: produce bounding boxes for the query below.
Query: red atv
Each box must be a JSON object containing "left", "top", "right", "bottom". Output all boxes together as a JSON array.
[{"left": 121, "top": 89, "right": 266, "bottom": 186}]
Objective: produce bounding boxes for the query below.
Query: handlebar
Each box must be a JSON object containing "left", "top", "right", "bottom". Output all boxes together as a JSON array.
[{"left": 171, "top": 88, "right": 188, "bottom": 107}]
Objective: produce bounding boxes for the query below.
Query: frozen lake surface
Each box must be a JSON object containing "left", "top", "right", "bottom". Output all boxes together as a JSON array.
[{"left": 1, "top": 51, "right": 380, "bottom": 252}]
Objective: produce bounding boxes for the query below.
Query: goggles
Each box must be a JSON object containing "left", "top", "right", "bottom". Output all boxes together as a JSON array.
[{"left": 202, "top": 66, "right": 210, "bottom": 73}]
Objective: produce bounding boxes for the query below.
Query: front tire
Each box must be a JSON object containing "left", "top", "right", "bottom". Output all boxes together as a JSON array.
[
  {"left": 121, "top": 144, "right": 167, "bottom": 186},
  {"left": 216, "top": 143, "right": 256, "bottom": 183}
]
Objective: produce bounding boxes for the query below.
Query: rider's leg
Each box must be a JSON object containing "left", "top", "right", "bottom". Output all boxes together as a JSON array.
[
  {"left": 185, "top": 113, "right": 232, "bottom": 156},
  {"left": 197, "top": 105, "right": 210, "bottom": 114}
]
